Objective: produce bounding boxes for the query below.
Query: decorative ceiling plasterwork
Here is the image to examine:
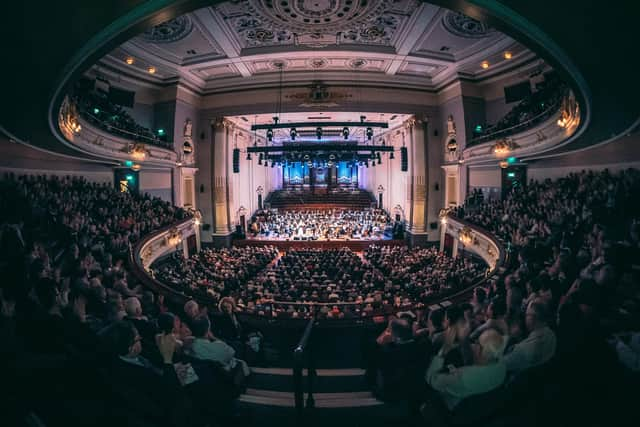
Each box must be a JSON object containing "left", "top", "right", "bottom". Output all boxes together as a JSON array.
[
  {"left": 286, "top": 81, "right": 352, "bottom": 108},
  {"left": 441, "top": 11, "right": 493, "bottom": 38},
  {"left": 215, "top": 0, "right": 419, "bottom": 48},
  {"left": 141, "top": 16, "right": 194, "bottom": 43}
]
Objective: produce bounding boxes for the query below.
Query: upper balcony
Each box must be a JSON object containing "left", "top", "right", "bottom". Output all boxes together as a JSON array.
[
  {"left": 58, "top": 95, "right": 180, "bottom": 167},
  {"left": 460, "top": 89, "right": 580, "bottom": 165}
]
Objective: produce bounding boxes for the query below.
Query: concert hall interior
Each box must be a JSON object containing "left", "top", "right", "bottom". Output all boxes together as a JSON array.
[{"left": 1, "top": 1, "right": 639, "bottom": 426}]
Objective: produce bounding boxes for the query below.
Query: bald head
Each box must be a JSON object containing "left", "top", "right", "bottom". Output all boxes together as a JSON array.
[{"left": 478, "top": 329, "right": 504, "bottom": 362}]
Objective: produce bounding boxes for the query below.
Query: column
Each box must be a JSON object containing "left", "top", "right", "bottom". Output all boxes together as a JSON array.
[
  {"left": 405, "top": 117, "right": 429, "bottom": 246},
  {"left": 211, "top": 118, "right": 233, "bottom": 247},
  {"left": 195, "top": 123, "right": 214, "bottom": 243}
]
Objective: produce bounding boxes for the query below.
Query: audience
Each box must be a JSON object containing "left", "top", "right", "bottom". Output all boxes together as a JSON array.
[
  {"left": 2, "top": 167, "right": 639, "bottom": 426},
  {"left": 73, "top": 85, "right": 174, "bottom": 150}
]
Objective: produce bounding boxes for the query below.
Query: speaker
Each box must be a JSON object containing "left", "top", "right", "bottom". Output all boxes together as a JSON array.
[
  {"left": 232, "top": 148, "right": 240, "bottom": 173},
  {"left": 400, "top": 147, "right": 408, "bottom": 172}
]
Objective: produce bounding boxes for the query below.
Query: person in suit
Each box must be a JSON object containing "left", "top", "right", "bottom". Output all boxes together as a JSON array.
[{"left": 100, "top": 320, "right": 194, "bottom": 427}]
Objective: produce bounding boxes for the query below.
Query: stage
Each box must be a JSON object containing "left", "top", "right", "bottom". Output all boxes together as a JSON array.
[{"left": 233, "top": 238, "right": 406, "bottom": 251}]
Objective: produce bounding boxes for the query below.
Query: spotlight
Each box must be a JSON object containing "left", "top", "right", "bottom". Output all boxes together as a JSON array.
[
  {"left": 377, "top": 152, "right": 381, "bottom": 164},
  {"left": 266, "top": 128, "right": 274, "bottom": 142},
  {"left": 258, "top": 153, "right": 263, "bottom": 165},
  {"left": 389, "top": 151, "right": 395, "bottom": 159},
  {"left": 271, "top": 161, "right": 275, "bottom": 167},
  {"left": 371, "top": 160, "right": 376, "bottom": 167},
  {"left": 481, "top": 61, "right": 489, "bottom": 69},
  {"left": 125, "top": 57, "right": 134, "bottom": 65},
  {"left": 342, "top": 127, "right": 350, "bottom": 140},
  {"left": 366, "top": 127, "right": 373, "bottom": 140},
  {"left": 246, "top": 153, "right": 252, "bottom": 160},
  {"left": 264, "top": 160, "right": 268, "bottom": 167},
  {"left": 290, "top": 128, "right": 297, "bottom": 141},
  {"left": 148, "top": 66, "right": 156, "bottom": 74},
  {"left": 316, "top": 127, "right": 323, "bottom": 140}
]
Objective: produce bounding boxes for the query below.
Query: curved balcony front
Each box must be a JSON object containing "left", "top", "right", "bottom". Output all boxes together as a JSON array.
[{"left": 58, "top": 96, "right": 179, "bottom": 166}]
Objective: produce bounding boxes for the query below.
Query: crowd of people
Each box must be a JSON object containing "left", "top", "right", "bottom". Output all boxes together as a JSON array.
[
  {"left": 2, "top": 167, "right": 639, "bottom": 426},
  {"left": 248, "top": 208, "right": 392, "bottom": 240},
  {"left": 365, "top": 168, "right": 639, "bottom": 425},
  {"left": 469, "top": 75, "right": 568, "bottom": 145},
  {"left": 0, "top": 174, "right": 255, "bottom": 426},
  {"left": 74, "top": 84, "right": 174, "bottom": 150},
  {"left": 153, "top": 246, "right": 279, "bottom": 302},
  {"left": 153, "top": 246, "right": 484, "bottom": 320}
]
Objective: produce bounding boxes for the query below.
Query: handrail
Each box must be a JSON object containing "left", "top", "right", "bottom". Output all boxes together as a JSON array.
[
  {"left": 293, "top": 317, "right": 316, "bottom": 425},
  {"left": 467, "top": 91, "right": 566, "bottom": 146},
  {"left": 128, "top": 218, "right": 198, "bottom": 305}
]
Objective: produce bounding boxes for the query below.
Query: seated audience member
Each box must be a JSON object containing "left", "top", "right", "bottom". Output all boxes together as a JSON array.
[
  {"left": 374, "top": 318, "right": 428, "bottom": 401},
  {"left": 470, "top": 297, "right": 509, "bottom": 341},
  {"left": 425, "top": 329, "right": 506, "bottom": 410},
  {"left": 503, "top": 301, "right": 556, "bottom": 374},
  {"left": 189, "top": 316, "right": 250, "bottom": 378},
  {"left": 440, "top": 306, "right": 473, "bottom": 368},
  {"left": 610, "top": 331, "right": 640, "bottom": 372},
  {"left": 124, "top": 297, "right": 155, "bottom": 342},
  {"left": 101, "top": 320, "right": 193, "bottom": 427}
]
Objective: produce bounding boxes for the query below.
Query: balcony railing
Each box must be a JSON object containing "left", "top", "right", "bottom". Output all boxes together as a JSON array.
[
  {"left": 467, "top": 91, "right": 566, "bottom": 148},
  {"left": 78, "top": 108, "right": 174, "bottom": 150}
]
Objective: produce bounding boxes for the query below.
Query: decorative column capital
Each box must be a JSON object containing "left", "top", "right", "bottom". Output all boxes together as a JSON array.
[{"left": 403, "top": 117, "right": 416, "bottom": 130}]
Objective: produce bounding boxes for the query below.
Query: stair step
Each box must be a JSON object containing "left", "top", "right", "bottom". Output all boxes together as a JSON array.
[
  {"left": 249, "top": 370, "right": 369, "bottom": 393},
  {"left": 251, "top": 367, "right": 365, "bottom": 377},
  {"left": 239, "top": 389, "right": 384, "bottom": 408}
]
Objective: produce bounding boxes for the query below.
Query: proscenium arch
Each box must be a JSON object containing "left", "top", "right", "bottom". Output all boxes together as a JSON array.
[{"left": 46, "top": 0, "right": 591, "bottom": 157}]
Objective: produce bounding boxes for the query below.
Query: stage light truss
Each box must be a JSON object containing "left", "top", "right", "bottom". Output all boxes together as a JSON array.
[
  {"left": 250, "top": 121, "right": 389, "bottom": 131},
  {"left": 246, "top": 144, "right": 394, "bottom": 154}
]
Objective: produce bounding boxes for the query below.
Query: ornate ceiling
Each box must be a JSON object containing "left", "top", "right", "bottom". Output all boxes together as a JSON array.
[{"left": 97, "top": 0, "right": 536, "bottom": 93}]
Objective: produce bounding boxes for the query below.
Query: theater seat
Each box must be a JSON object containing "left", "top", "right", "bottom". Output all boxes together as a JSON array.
[{"left": 448, "top": 385, "right": 508, "bottom": 426}]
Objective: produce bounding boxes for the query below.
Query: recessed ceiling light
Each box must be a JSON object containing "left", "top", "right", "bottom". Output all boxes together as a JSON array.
[
  {"left": 481, "top": 61, "right": 489, "bottom": 69},
  {"left": 148, "top": 66, "right": 156, "bottom": 74},
  {"left": 504, "top": 51, "right": 512, "bottom": 59},
  {"left": 125, "top": 57, "right": 134, "bottom": 65}
]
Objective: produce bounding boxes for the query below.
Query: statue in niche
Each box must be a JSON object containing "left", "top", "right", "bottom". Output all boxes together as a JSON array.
[
  {"left": 183, "top": 119, "right": 193, "bottom": 138},
  {"left": 447, "top": 115, "right": 456, "bottom": 136}
]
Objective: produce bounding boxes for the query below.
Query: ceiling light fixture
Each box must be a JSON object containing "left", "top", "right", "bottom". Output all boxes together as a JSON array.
[
  {"left": 342, "top": 127, "right": 350, "bottom": 140},
  {"left": 481, "top": 61, "right": 489, "bottom": 69},
  {"left": 290, "top": 128, "right": 297, "bottom": 141},
  {"left": 366, "top": 127, "right": 373, "bottom": 140},
  {"left": 504, "top": 51, "right": 512, "bottom": 60},
  {"left": 125, "top": 57, "right": 134, "bottom": 65},
  {"left": 148, "top": 66, "right": 156, "bottom": 74}
]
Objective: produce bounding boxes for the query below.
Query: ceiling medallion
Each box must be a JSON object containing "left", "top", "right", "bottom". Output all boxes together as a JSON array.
[
  {"left": 442, "top": 11, "right": 492, "bottom": 38},
  {"left": 141, "top": 16, "right": 194, "bottom": 43},
  {"left": 307, "top": 58, "right": 329, "bottom": 68},
  {"left": 219, "top": 0, "right": 419, "bottom": 48},
  {"left": 269, "top": 59, "right": 288, "bottom": 69},
  {"left": 348, "top": 58, "right": 368, "bottom": 69}
]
